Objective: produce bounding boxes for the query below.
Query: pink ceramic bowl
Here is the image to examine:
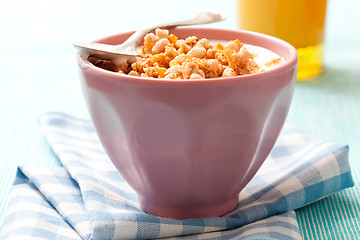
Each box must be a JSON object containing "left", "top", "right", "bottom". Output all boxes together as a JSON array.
[{"left": 77, "top": 27, "right": 298, "bottom": 219}]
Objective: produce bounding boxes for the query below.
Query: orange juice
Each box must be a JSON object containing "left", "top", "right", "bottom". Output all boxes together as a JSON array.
[{"left": 237, "top": 0, "right": 327, "bottom": 80}]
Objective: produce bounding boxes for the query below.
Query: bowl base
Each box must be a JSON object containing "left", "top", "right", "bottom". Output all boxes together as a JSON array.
[{"left": 139, "top": 196, "right": 239, "bottom": 219}]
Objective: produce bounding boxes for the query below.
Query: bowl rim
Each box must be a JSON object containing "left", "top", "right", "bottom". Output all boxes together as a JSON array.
[{"left": 77, "top": 27, "right": 298, "bottom": 85}]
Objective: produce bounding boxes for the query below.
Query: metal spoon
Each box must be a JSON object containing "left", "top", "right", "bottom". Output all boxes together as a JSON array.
[{"left": 73, "top": 10, "right": 226, "bottom": 65}]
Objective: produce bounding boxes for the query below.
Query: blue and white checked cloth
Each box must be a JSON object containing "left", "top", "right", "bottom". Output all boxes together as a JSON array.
[{"left": 0, "top": 113, "right": 354, "bottom": 240}]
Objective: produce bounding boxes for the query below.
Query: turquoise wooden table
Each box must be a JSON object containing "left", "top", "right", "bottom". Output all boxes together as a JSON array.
[{"left": 1, "top": 0, "right": 359, "bottom": 239}]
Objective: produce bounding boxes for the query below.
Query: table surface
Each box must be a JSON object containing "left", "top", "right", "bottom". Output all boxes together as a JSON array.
[{"left": 1, "top": 0, "right": 359, "bottom": 239}]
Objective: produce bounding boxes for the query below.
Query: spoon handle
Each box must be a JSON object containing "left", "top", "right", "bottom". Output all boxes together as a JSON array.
[{"left": 117, "top": 10, "right": 226, "bottom": 54}]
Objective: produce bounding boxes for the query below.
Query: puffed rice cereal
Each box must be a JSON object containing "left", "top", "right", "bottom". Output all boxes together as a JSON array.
[{"left": 89, "top": 28, "right": 284, "bottom": 79}]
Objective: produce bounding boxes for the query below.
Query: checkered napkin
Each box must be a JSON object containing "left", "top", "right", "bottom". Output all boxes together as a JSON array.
[{"left": 0, "top": 113, "right": 354, "bottom": 240}]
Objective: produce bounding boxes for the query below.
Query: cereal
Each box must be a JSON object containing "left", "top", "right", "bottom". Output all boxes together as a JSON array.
[
  {"left": 152, "top": 38, "right": 170, "bottom": 54},
  {"left": 187, "top": 46, "right": 206, "bottom": 58},
  {"left": 222, "top": 67, "right": 237, "bottom": 77},
  {"left": 90, "top": 28, "right": 284, "bottom": 79}
]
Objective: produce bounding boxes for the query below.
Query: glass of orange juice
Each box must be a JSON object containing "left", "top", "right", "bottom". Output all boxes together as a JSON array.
[{"left": 237, "top": 0, "right": 327, "bottom": 80}]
